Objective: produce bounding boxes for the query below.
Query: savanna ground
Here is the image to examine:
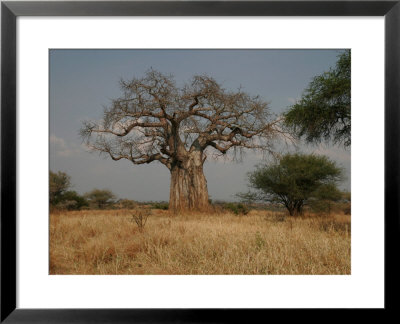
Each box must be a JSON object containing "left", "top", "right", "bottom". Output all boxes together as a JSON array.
[{"left": 50, "top": 208, "right": 350, "bottom": 275}]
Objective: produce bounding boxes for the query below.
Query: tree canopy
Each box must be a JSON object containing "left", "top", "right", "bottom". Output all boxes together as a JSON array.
[
  {"left": 49, "top": 171, "right": 71, "bottom": 205},
  {"left": 81, "top": 69, "right": 283, "bottom": 166},
  {"left": 242, "top": 153, "right": 343, "bottom": 216},
  {"left": 58, "top": 190, "right": 89, "bottom": 210},
  {"left": 284, "top": 50, "right": 351, "bottom": 147},
  {"left": 49, "top": 171, "right": 89, "bottom": 210},
  {"left": 85, "top": 189, "right": 116, "bottom": 209}
]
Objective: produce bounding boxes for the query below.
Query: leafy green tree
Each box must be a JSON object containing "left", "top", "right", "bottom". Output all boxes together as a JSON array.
[
  {"left": 49, "top": 171, "right": 71, "bottom": 205},
  {"left": 307, "top": 183, "right": 342, "bottom": 214},
  {"left": 284, "top": 50, "right": 351, "bottom": 147},
  {"left": 85, "top": 189, "right": 116, "bottom": 209},
  {"left": 60, "top": 191, "right": 89, "bottom": 210},
  {"left": 49, "top": 171, "right": 89, "bottom": 210},
  {"left": 118, "top": 199, "right": 137, "bottom": 209},
  {"left": 244, "top": 153, "right": 343, "bottom": 216}
]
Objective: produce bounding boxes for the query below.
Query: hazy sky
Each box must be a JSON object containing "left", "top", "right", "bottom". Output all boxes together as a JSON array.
[{"left": 50, "top": 49, "right": 350, "bottom": 202}]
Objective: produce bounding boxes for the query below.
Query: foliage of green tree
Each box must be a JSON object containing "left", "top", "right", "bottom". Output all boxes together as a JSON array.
[
  {"left": 85, "top": 189, "right": 116, "bottom": 209},
  {"left": 150, "top": 202, "right": 169, "bottom": 210},
  {"left": 235, "top": 191, "right": 259, "bottom": 205},
  {"left": 118, "top": 199, "right": 137, "bottom": 209},
  {"left": 284, "top": 50, "right": 351, "bottom": 147},
  {"left": 307, "top": 183, "right": 342, "bottom": 214},
  {"left": 49, "top": 171, "right": 89, "bottom": 210},
  {"left": 243, "top": 153, "right": 343, "bottom": 216},
  {"left": 59, "top": 191, "right": 89, "bottom": 210},
  {"left": 49, "top": 171, "right": 71, "bottom": 205}
]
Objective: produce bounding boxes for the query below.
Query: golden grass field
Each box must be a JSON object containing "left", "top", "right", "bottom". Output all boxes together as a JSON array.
[{"left": 50, "top": 209, "right": 350, "bottom": 275}]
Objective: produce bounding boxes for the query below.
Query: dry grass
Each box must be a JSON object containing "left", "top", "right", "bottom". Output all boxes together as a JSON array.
[{"left": 49, "top": 209, "right": 350, "bottom": 275}]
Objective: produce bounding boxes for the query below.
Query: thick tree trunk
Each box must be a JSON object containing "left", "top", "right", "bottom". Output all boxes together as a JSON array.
[
  {"left": 169, "top": 151, "right": 209, "bottom": 213},
  {"left": 286, "top": 200, "right": 303, "bottom": 217},
  {"left": 287, "top": 207, "right": 302, "bottom": 217}
]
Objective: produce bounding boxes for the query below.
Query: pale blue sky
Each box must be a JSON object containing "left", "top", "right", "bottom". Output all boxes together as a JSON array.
[{"left": 50, "top": 49, "right": 350, "bottom": 201}]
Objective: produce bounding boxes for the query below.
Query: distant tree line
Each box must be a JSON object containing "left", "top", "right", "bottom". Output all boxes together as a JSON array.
[
  {"left": 49, "top": 171, "right": 173, "bottom": 211},
  {"left": 50, "top": 166, "right": 350, "bottom": 216},
  {"left": 50, "top": 171, "right": 130, "bottom": 211}
]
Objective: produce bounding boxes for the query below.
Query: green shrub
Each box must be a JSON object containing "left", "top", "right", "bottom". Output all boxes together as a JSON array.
[
  {"left": 84, "top": 189, "right": 116, "bottom": 209},
  {"left": 60, "top": 191, "right": 89, "bottom": 210},
  {"left": 118, "top": 199, "right": 137, "bottom": 209},
  {"left": 151, "top": 202, "right": 169, "bottom": 210},
  {"left": 224, "top": 203, "right": 250, "bottom": 215}
]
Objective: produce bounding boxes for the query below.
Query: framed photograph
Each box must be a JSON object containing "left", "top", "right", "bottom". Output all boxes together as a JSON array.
[{"left": 1, "top": 0, "right": 399, "bottom": 322}]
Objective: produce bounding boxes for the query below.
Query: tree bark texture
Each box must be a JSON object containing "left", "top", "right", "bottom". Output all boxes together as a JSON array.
[{"left": 169, "top": 151, "right": 209, "bottom": 212}]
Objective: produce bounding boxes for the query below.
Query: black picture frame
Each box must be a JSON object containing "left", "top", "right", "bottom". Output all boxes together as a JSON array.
[{"left": 1, "top": 0, "right": 399, "bottom": 322}]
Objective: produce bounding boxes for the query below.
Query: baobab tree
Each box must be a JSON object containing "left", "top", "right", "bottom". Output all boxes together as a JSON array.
[{"left": 81, "top": 70, "right": 284, "bottom": 212}]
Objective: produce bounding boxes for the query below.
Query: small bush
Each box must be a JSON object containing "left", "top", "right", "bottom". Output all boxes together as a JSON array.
[
  {"left": 131, "top": 210, "right": 150, "bottom": 232},
  {"left": 224, "top": 203, "right": 250, "bottom": 215},
  {"left": 151, "top": 202, "right": 169, "bottom": 210},
  {"left": 84, "top": 189, "right": 116, "bottom": 209},
  {"left": 52, "top": 191, "right": 89, "bottom": 211},
  {"left": 117, "top": 199, "right": 137, "bottom": 209}
]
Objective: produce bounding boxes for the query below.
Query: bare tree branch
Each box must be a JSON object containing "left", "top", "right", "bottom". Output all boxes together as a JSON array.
[{"left": 81, "top": 69, "right": 288, "bottom": 169}]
